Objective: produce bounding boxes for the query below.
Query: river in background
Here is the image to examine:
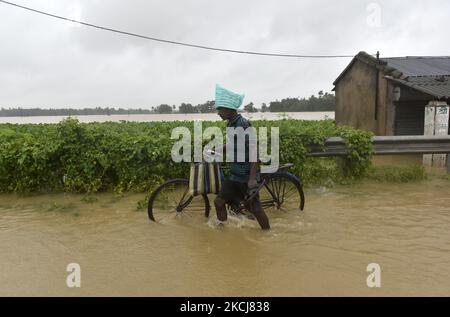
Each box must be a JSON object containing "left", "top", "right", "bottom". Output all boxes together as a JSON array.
[
  {"left": 1, "top": 176, "right": 450, "bottom": 296},
  {"left": 0, "top": 112, "right": 334, "bottom": 124}
]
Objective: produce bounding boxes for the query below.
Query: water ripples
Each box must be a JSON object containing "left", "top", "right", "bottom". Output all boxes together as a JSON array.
[{"left": 1, "top": 179, "right": 450, "bottom": 295}]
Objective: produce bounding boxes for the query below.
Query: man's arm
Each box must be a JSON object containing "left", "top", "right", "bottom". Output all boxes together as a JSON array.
[
  {"left": 248, "top": 133, "right": 259, "bottom": 188},
  {"left": 248, "top": 161, "right": 259, "bottom": 188}
]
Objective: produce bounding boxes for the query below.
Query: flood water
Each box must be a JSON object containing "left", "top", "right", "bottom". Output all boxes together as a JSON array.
[
  {"left": 0, "top": 112, "right": 334, "bottom": 124},
  {"left": 1, "top": 177, "right": 450, "bottom": 296}
]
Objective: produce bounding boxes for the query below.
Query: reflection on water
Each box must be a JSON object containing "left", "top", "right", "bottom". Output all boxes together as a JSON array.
[{"left": 1, "top": 177, "right": 450, "bottom": 296}]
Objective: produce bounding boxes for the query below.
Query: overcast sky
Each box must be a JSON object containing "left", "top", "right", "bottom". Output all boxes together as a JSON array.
[{"left": 0, "top": 0, "right": 449, "bottom": 109}]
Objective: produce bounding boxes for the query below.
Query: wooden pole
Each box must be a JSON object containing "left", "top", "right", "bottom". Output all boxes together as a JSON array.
[{"left": 374, "top": 51, "right": 380, "bottom": 121}]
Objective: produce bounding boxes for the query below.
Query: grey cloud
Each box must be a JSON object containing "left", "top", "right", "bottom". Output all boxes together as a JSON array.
[{"left": 0, "top": 0, "right": 449, "bottom": 108}]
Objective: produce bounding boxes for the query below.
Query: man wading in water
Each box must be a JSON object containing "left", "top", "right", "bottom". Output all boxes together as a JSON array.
[{"left": 213, "top": 84, "right": 270, "bottom": 230}]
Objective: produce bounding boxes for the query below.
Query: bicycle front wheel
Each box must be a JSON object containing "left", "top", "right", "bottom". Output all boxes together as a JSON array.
[
  {"left": 259, "top": 172, "right": 305, "bottom": 212},
  {"left": 147, "top": 178, "right": 210, "bottom": 223}
]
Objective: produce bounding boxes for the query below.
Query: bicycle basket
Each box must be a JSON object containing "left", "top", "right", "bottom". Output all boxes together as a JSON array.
[{"left": 189, "top": 162, "right": 223, "bottom": 196}]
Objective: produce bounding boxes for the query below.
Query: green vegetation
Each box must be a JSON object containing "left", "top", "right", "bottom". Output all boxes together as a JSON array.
[
  {"left": 337, "top": 126, "right": 374, "bottom": 179},
  {"left": 244, "top": 102, "right": 258, "bottom": 113},
  {"left": 367, "top": 165, "right": 427, "bottom": 183},
  {"left": 178, "top": 101, "right": 216, "bottom": 114},
  {"left": 269, "top": 91, "right": 335, "bottom": 112},
  {"left": 81, "top": 194, "right": 99, "bottom": 203},
  {"left": 0, "top": 117, "right": 374, "bottom": 194}
]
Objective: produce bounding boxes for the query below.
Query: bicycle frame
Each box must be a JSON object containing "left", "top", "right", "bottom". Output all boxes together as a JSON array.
[{"left": 175, "top": 154, "right": 301, "bottom": 215}]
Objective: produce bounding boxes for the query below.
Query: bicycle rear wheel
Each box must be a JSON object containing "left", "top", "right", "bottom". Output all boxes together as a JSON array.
[
  {"left": 259, "top": 172, "right": 305, "bottom": 212},
  {"left": 147, "top": 178, "right": 210, "bottom": 223}
]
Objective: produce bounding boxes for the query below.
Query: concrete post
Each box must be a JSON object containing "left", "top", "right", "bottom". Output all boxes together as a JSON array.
[
  {"left": 423, "top": 105, "right": 435, "bottom": 166},
  {"left": 423, "top": 101, "right": 449, "bottom": 168},
  {"left": 434, "top": 103, "right": 449, "bottom": 168}
]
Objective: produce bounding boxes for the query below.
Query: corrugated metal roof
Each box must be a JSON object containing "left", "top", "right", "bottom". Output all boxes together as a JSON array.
[
  {"left": 381, "top": 56, "right": 450, "bottom": 76},
  {"left": 333, "top": 52, "right": 450, "bottom": 99},
  {"left": 386, "top": 75, "right": 450, "bottom": 99}
]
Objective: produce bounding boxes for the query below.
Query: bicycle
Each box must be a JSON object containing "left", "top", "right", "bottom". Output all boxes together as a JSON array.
[{"left": 147, "top": 157, "right": 305, "bottom": 223}]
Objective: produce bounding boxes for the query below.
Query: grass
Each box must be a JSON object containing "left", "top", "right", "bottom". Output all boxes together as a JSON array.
[
  {"left": 367, "top": 165, "right": 427, "bottom": 183},
  {"left": 81, "top": 194, "right": 98, "bottom": 203}
]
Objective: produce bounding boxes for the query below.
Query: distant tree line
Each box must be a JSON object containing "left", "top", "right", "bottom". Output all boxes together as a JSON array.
[
  {"left": 164, "top": 100, "right": 216, "bottom": 114},
  {"left": 0, "top": 91, "right": 335, "bottom": 116},
  {"left": 267, "top": 91, "right": 335, "bottom": 112},
  {"left": 0, "top": 107, "right": 152, "bottom": 117}
]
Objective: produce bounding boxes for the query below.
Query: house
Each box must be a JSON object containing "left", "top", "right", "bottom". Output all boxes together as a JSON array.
[{"left": 333, "top": 51, "right": 450, "bottom": 136}]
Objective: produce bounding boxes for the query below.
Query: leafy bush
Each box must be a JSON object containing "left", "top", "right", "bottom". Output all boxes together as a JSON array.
[
  {"left": 337, "top": 126, "right": 374, "bottom": 179},
  {"left": 0, "top": 118, "right": 374, "bottom": 193}
]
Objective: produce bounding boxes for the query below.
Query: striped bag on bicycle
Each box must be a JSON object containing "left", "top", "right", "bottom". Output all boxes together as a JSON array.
[{"left": 189, "top": 162, "right": 222, "bottom": 196}]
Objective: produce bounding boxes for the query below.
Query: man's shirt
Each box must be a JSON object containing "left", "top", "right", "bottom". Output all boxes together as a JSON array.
[{"left": 226, "top": 114, "right": 259, "bottom": 183}]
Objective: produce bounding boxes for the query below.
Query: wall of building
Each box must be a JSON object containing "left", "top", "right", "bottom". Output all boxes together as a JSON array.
[
  {"left": 394, "top": 100, "right": 425, "bottom": 135},
  {"left": 335, "top": 59, "right": 388, "bottom": 134},
  {"left": 393, "top": 86, "right": 436, "bottom": 135}
]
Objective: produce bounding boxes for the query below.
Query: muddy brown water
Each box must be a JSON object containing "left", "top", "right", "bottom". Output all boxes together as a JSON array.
[{"left": 1, "top": 177, "right": 450, "bottom": 296}]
